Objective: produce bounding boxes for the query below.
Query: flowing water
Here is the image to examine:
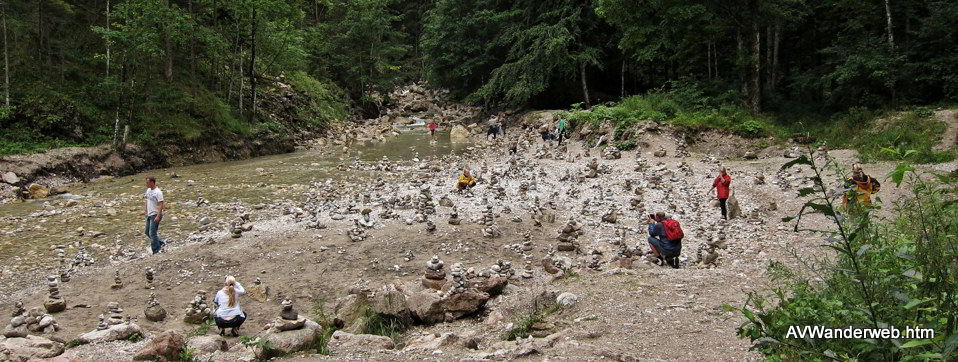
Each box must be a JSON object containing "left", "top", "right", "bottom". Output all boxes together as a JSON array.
[{"left": 0, "top": 129, "right": 470, "bottom": 273}]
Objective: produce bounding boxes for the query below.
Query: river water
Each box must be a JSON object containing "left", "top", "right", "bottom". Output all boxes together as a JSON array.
[{"left": 0, "top": 129, "right": 470, "bottom": 274}]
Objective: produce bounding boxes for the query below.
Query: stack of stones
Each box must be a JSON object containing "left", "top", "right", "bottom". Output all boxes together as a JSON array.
[
  {"left": 518, "top": 182, "right": 529, "bottom": 193},
  {"left": 584, "top": 158, "right": 599, "bottom": 178},
  {"left": 447, "top": 210, "right": 461, "bottom": 225},
  {"left": 556, "top": 219, "right": 581, "bottom": 252},
  {"left": 55, "top": 245, "right": 70, "bottom": 282},
  {"left": 347, "top": 218, "right": 367, "bottom": 242},
  {"left": 111, "top": 270, "right": 123, "bottom": 289},
  {"left": 72, "top": 240, "right": 95, "bottom": 268},
  {"left": 231, "top": 212, "right": 252, "bottom": 238},
  {"left": 422, "top": 256, "right": 445, "bottom": 290},
  {"left": 417, "top": 186, "right": 436, "bottom": 216},
  {"left": 602, "top": 145, "right": 621, "bottom": 160},
  {"left": 675, "top": 138, "right": 690, "bottom": 158},
  {"left": 44, "top": 276, "right": 66, "bottom": 313},
  {"left": 96, "top": 314, "right": 108, "bottom": 331},
  {"left": 144, "top": 292, "right": 167, "bottom": 322},
  {"left": 183, "top": 290, "right": 211, "bottom": 324},
  {"left": 272, "top": 298, "right": 307, "bottom": 331},
  {"left": 653, "top": 145, "right": 667, "bottom": 157},
  {"left": 145, "top": 268, "right": 155, "bottom": 290},
  {"left": 489, "top": 260, "right": 514, "bottom": 278},
  {"left": 480, "top": 205, "right": 501, "bottom": 238},
  {"left": 445, "top": 263, "right": 467, "bottom": 297},
  {"left": 521, "top": 259, "right": 534, "bottom": 279},
  {"left": 105, "top": 302, "right": 125, "bottom": 326},
  {"left": 522, "top": 233, "right": 534, "bottom": 253},
  {"left": 586, "top": 250, "right": 603, "bottom": 271},
  {"left": 358, "top": 208, "right": 375, "bottom": 228},
  {"left": 3, "top": 302, "right": 60, "bottom": 337},
  {"left": 425, "top": 219, "right": 437, "bottom": 233},
  {"left": 634, "top": 154, "right": 648, "bottom": 172}
]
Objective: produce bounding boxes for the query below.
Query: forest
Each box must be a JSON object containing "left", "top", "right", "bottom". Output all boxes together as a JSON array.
[{"left": 0, "top": 0, "right": 955, "bottom": 155}]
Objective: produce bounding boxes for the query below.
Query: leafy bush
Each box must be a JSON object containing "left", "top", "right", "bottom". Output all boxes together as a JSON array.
[{"left": 732, "top": 149, "right": 958, "bottom": 360}]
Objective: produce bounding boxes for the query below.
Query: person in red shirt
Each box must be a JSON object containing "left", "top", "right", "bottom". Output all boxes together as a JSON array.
[
  {"left": 708, "top": 167, "right": 732, "bottom": 219},
  {"left": 427, "top": 120, "right": 438, "bottom": 139}
]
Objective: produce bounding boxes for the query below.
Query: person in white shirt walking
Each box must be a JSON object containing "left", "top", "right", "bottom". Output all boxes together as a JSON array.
[
  {"left": 144, "top": 176, "right": 165, "bottom": 254},
  {"left": 214, "top": 276, "right": 246, "bottom": 336}
]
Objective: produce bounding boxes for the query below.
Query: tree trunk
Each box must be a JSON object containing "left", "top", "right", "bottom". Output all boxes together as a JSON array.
[
  {"left": 750, "top": 16, "right": 762, "bottom": 113},
  {"left": 249, "top": 7, "right": 257, "bottom": 120},
  {"left": 707, "top": 42, "right": 712, "bottom": 80},
  {"left": 106, "top": 0, "right": 110, "bottom": 77},
  {"left": 164, "top": 35, "right": 173, "bottom": 81},
  {"left": 2, "top": 10, "right": 8, "bottom": 107},
  {"left": 713, "top": 41, "right": 719, "bottom": 79},
  {"left": 189, "top": 0, "right": 196, "bottom": 99},
  {"left": 37, "top": 0, "right": 43, "bottom": 70},
  {"left": 620, "top": 58, "right": 626, "bottom": 98},
  {"left": 737, "top": 30, "right": 746, "bottom": 97},
  {"left": 884, "top": 0, "right": 894, "bottom": 48},
  {"left": 765, "top": 26, "right": 771, "bottom": 88},
  {"left": 580, "top": 62, "right": 590, "bottom": 109},
  {"left": 770, "top": 23, "right": 780, "bottom": 90}
]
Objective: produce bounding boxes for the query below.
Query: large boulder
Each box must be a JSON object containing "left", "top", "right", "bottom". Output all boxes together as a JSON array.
[
  {"left": 473, "top": 277, "right": 508, "bottom": 297},
  {"left": 450, "top": 125, "right": 470, "bottom": 141},
  {"left": 133, "top": 330, "right": 185, "bottom": 362},
  {"left": 1, "top": 172, "right": 19, "bottom": 185},
  {"left": 440, "top": 290, "right": 490, "bottom": 321},
  {"left": 370, "top": 285, "right": 412, "bottom": 325},
  {"left": 404, "top": 332, "right": 479, "bottom": 351},
  {"left": 186, "top": 335, "right": 228, "bottom": 355},
  {"left": 333, "top": 294, "right": 369, "bottom": 332},
  {"left": 727, "top": 193, "right": 743, "bottom": 219},
  {"left": 254, "top": 319, "right": 322, "bottom": 360},
  {"left": 27, "top": 184, "right": 50, "bottom": 199},
  {"left": 77, "top": 323, "right": 144, "bottom": 344},
  {"left": 405, "top": 291, "right": 444, "bottom": 325},
  {"left": 0, "top": 335, "right": 64, "bottom": 361},
  {"left": 326, "top": 330, "right": 394, "bottom": 354},
  {"left": 144, "top": 306, "right": 167, "bottom": 322}
]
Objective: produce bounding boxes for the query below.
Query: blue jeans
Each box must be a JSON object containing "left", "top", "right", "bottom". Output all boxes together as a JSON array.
[
  {"left": 145, "top": 215, "right": 164, "bottom": 254},
  {"left": 648, "top": 237, "right": 682, "bottom": 258}
]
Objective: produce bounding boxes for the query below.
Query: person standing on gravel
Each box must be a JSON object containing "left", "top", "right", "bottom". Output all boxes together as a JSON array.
[
  {"left": 144, "top": 176, "right": 165, "bottom": 254},
  {"left": 708, "top": 167, "right": 732, "bottom": 219},
  {"left": 555, "top": 116, "right": 567, "bottom": 146}
]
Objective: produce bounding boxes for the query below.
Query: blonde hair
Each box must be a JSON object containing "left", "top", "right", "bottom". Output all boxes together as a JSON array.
[{"left": 224, "top": 276, "right": 237, "bottom": 308}]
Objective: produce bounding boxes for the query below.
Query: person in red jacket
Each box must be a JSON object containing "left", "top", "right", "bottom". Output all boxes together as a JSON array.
[{"left": 708, "top": 167, "right": 732, "bottom": 219}]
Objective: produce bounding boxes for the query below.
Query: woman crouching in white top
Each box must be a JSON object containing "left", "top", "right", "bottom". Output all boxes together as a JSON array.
[{"left": 214, "top": 276, "right": 246, "bottom": 336}]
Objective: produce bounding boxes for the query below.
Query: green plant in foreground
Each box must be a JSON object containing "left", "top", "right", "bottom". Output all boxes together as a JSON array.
[
  {"left": 186, "top": 319, "right": 213, "bottom": 337},
  {"left": 361, "top": 307, "right": 407, "bottom": 344},
  {"left": 503, "top": 296, "right": 563, "bottom": 341},
  {"left": 176, "top": 347, "right": 201, "bottom": 362},
  {"left": 731, "top": 147, "right": 958, "bottom": 361},
  {"left": 65, "top": 339, "right": 88, "bottom": 349},
  {"left": 123, "top": 332, "right": 144, "bottom": 342}
]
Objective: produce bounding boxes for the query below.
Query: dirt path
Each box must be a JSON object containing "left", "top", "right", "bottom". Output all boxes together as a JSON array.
[{"left": 934, "top": 109, "right": 958, "bottom": 151}]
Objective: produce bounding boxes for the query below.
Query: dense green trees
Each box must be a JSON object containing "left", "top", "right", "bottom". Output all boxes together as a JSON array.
[{"left": 0, "top": 0, "right": 954, "bottom": 154}]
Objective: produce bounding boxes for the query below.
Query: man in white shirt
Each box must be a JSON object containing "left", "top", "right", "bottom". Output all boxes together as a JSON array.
[{"left": 144, "top": 176, "right": 165, "bottom": 254}]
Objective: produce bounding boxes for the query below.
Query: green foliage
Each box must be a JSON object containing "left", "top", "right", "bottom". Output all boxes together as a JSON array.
[
  {"left": 123, "top": 332, "right": 145, "bottom": 343},
  {"left": 64, "top": 339, "right": 89, "bottom": 349},
  {"left": 615, "top": 140, "right": 636, "bottom": 151},
  {"left": 240, "top": 336, "right": 274, "bottom": 350},
  {"left": 736, "top": 150, "right": 958, "bottom": 360},
  {"left": 187, "top": 319, "right": 213, "bottom": 337},
  {"left": 503, "top": 298, "right": 562, "bottom": 341},
  {"left": 176, "top": 347, "right": 200, "bottom": 362},
  {"left": 311, "top": 326, "right": 338, "bottom": 356},
  {"left": 361, "top": 306, "right": 407, "bottom": 343}
]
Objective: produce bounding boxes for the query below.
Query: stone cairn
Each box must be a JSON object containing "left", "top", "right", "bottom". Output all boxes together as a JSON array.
[
  {"left": 105, "top": 302, "right": 125, "bottom": 326},
  {"left": 273, "top": 298, "right": 306, "bottom": 331},
  {"left": 489, "top": 260, "right": 514, "bottom": 278},
  {"left": 417, "top": 186, "right": 436, "bottom": 217},
  {"left": 521, "top": 259, "right": 534, "bottom": 279},
  {"left": 96, "top": 314, "right": 108, "bottom": 331},
  {"left": 480, "top": 205, "right": 501, "bottom": 238},
  {"left": 653, "top": 145, "right": 667, "bottom": 157},
  {"left": 422, "top": 255, "right": 446, "bottom": 290},
  {"left": 3, "top": 302, "right": 60, "bottom": 337},
  {"left": 521, "top": 232, "right": 534, "bottom": 253},
  {"left": 634, "top": 154, "right": 648, "bottom": 172},
  {"left": 145, "top": 267, "right": 155, "bottom": 290},
  {"left": 111, "top": 270, "right": 123, "bottom": 289},
  {"left": 447, "top": 210, "right": 461, "bottom": 225},
  {"left": 602, "top": 145, "right": 621, "bottom": 160},
  {"left": 184, "top": 290, "right": 212, "bottom": 324},
  {"left": 72, "top": 240, "right": 95, "bottom": 268},
  {"left": 144, "top": 292, "right": 167, "bottom": 322},
  {"left": 425, "top": 218, "right": 437, "bottom": 233},
  {"left": 347, "top": 218, "right": 368, "bottom": 242},
  {"left": 556, "top": 219, "right": 582, "bottom": 252},
  {"left": 55, "top": 245, "right": 70, "bottom": 282},
  {"left": 584, "top": 158, "right": 599, "bottom": 178},
  {"left": 358, "top": 208, "right": 375, "bottom": 228},
  {"left": 44, "top": 275, "right": 66, "bottom": 313},
  {"left": 675, "top": 138, "right": 690, "bottom": 158},
  {"left": 231, "top": 212, "right": 252, "bottom": 238},
  {"left": 445, "top": 263, "right": 467, "bottom": 297}
]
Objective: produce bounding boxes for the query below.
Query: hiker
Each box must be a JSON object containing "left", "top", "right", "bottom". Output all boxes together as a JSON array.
[
  {"left": 456, "top": 168, "right": 477, "bottom": 192},
  {"left": 555, "top": 115, "right": 567, "bottom": 145},
  {"left": 486, "top": 114, "right": 500, "bottom": 140},
  {"left": 213, "top": 276, "right": 246, "bottom": 337},
  {"left": 427, "top": 119, "right": 438, "bottom": 138},
  {"left": 843, "top": 164, "right": 881, "bottom": 207},
  {"left": 498, "top": 113, "right": 507, "bottom": 137},
  {"left": 539, "top": 123, "right": 556, "bottom": 142},
  {"left": 708, "top": 167, "right": 732, "bottom": 219},
  {"left": 647, "top": 211, "right": 683, "bottom": 268},
  {"left": 143, "top": 176, "right": 165, "bottom": 254}
]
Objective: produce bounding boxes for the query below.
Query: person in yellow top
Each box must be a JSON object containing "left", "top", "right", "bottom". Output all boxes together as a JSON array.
[
  {"left": 843, "top": 164, "right": 881, "bottom": 207},
  {"left": 456, "top": 168, "right": 476, "bottom": 192}
]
